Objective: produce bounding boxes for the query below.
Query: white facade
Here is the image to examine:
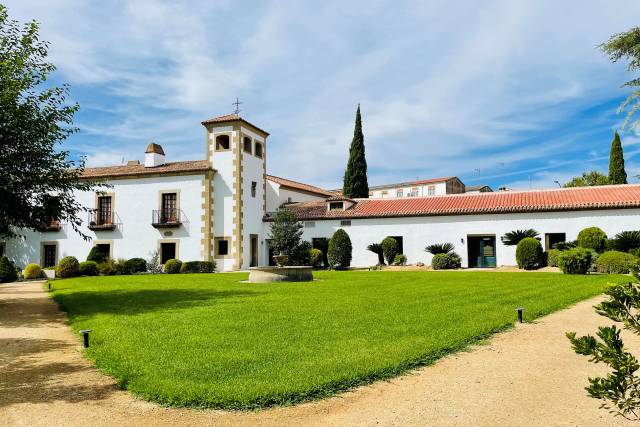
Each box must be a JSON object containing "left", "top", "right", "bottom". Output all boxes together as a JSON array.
[
  {"left": 370, "top": 181, "right": 448, "bottom": 198},
  {"left": 266, "top": 180, "right": 328, "bottom": 212}
]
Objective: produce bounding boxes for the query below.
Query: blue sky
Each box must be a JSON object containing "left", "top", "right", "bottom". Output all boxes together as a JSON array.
[{"left": 5, "top": 0, "right": 640, "bottom": 190}]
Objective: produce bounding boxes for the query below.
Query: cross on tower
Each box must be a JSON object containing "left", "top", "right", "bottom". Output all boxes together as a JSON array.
[{"left": 232, "top": 97, "right": 242, "bottom": 114}]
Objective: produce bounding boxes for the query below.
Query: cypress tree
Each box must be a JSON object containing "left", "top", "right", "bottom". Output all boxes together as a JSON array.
[
  {"left": 342, "top": 104, "right": 369, "bottom": 198},
  {"left": 608, "top": 131, "right": 627, "bottom": 184}
]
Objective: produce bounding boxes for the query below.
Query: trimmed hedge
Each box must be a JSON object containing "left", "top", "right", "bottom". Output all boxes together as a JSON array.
[
  {"left": 179, "top": 261, "right": 216, "bottom": 274},
  {"left": 381, "top": 237, "right": 399, "bottom": 265},
  {"left": 309, "top": 249, "right": 323, "bottom": 268},
  {"left": 577, "top": 227, "right": 607, "bottom": 252},
  {"left": 393, "top": 254, "right": 407, "bottom": 266},
  {"left": 327, "top": 229, "right": 352, "bottom": 269},
  {"left": 557, "top": 247, "right": 593, "bottom": 274},
  {"left": 546, "top": 249, "right": 562, "bottom": 267},
  {"left": 595, "top": 250, "right": 637, "bottom": 274},
  {"left": 432, "top": 252, "right": 461, "bottom": 270},
  {"left": 515, "top": 237, "right": 543, "bottom": 270},
  {"left": 56, "top": 256, "right": 80, "bottom": 278},
  {"left": 86, "top": 246, "right": 106, "bottom": 263},
  {"left": 125, "top": 258, "right": 147, "bottom": 274},
  {"left": 164, "top": 259, "right": 182, "bottom": 274},
  {"left": 79, "top": 261, "right": 99, "bottom": 276},
  {"left": 23, "top": 263, "right": 42, "bottom": 279}
]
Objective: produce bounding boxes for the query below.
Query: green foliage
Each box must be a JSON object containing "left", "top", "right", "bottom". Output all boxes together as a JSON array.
[
  {"left": 611, "top": 231, "right": 640, "bottom": 252},
  {"left": 553, "top": 241, "right": 577, "bottom": 251},
  {"left": 327, "top": 229, "right": 352, "bottom": 269},
  {"left": 577, "top": 227, "right": 608, "bottom": 252},
  {"left": 557, "top": 248, "right": 593, "bottom": 274},
  {"left": 381, "top": 237, "right": 399, "bottom": 265},
  {"left": 146, "top": 250, "right": 163, "bottom": 274},
  {"left": 425, "top": 242, "right": 455, "bottom": 255},
  {"left": 55, "top": 256, "right": 79, "bottom": 278},
  {"left": 0, "top": 5, "right": 102, "bottom": 239},
  {"left": 595, "top": 251, "right": 637, "bottom": 274},
  {"left": 23, "top": 263, "right": 42, "bottom": 279},
  {"left": 631, "top": 248, "right": 640, "bottom": 258},
  {"left": 87, "top": 246, "right": 106, "bottom": 263},
  {"left": 268, "top": 207, "right": 305, "bottom": 265},
  {"left": 309, "top": 249, "right": 323, "bottom": 268},
  {"left": 0, "top": 256, "right": 18, "bottom": 283},
  {"left": 546, "top": 249, "right": 562, "bottom": 267},
  {"left": 312, "top": 238, "right": 329, "bottom": 268},
  {"left": 342, "top": 104, "right": 369, "bottom": 198},
  {"left": 98, "top": 260, "right": 116, "bottom": 276},
  {"left": 516, "top": 237, "right": 543, "bottom": 270},
  {"left": 164, "top": 259, "right": 182, "bottom": 274},
  {"left": 563, "top": 170, "right": 610, "bottom": 187},
  {"left": 431, "top": 252, "right": 461, "bottom": 270},
  {"left": 609, "top": 131, "right": 628, "bottom": 184},
  {"left": 393, "top": 254, "right": 407, "bottom": 266},
  {"left": 501, "top": 229, "right": 539, "bottom": 246},
  {"left": 179, "top": 261, "right": 216, "bottom": 274},
  {"left": 289, "top": 241, "right": 312, "bottom": 266},
  {"left": 79, "top": 261, "right": 99, "bottom": 276},
  {"left": 125, "top": 258, "right": 147, "bottom": 274},
  {"left": 113, "top": 258, "right": 129, "bottom": 275},
  {"left": 367, "top": 243, "right": 385, "bottom": 265}
]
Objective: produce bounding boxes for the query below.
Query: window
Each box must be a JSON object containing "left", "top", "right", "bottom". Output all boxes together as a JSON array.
[
  {"left": 42, "top": 244, "right": 57, "bottom": 267},
  {"left": 97, "top": 196, "right": 112, "bottom": 225},
  {"left": 409, "top": 187, "right": 419, "bottom": 197},
  {"left": 251, "top": 181, "right": 257, "bottom": 198},
  {"left": 329, "top": 202, "right": 343, "bottom": 211},
  {"left": 396, "top": 189, "right": 403, "bottom": 197},
  {"left": 160, "top": 242, "right": 176, "bottom": 264},
  {"left": 427, "top": 185, "right": 436, "bottom": 196},
  {"left": 305, "top": 221, "right": 316, "bottom": 228},
  {"left": 161, "top": 193, "right": 178, "bottom": 222},
  {"left": 254, "top": 142, "right": 263, "bottom": 158},
  {"left": 215, "top": 238, "right": 230, "bottom": 257},
  {"left": 215, "top": 134, "right": 230, "bottom": 151},
  {"left": 243, "top": 136, "right": 252, "bottom": 154},
  {"left": 340, "top": 220, "right": 351, "bottom": 227},
  {"left": 96, "top": 243, "right": 111, "bottom": 261}
]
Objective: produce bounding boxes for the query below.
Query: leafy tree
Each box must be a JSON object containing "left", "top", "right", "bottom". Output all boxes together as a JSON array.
[
  {"left": 563, "top": 171, "right": 610, "bottom": 188},
  {"left": 500, "top": 229, "right": 539, "bottom": 246},
  {"left": 381, "top": 237, "right": 399, "bottom": 265},
  {"left": 609, "top": 131, "right": 628, "bottom": 184},
  {"left": 267, "top": 207, "right": 311, "bottom": 265},
  {"left": 0, "top": 256, "right": 18, "bottom": 283},
  {"left": 0, "top": 5, "right": 101, "bottom": 238},
  {"left": 567, "top": 271, "right": 640, "bottom": 420},
  {"left": 327, "top": 229, "right": 352, "bottom": 269},
  {"left": 425, "top": 242, "right": 455, "bottom": 255},
  {"left": 342, "top": 104, "right": 369, "bottom": 198},
  {"left": 367, "top": 242, "right": 385, "bottom": 265}
]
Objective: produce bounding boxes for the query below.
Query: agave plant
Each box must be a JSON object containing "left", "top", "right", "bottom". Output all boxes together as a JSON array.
[
  {"left": 367, "top": 243, "right": 385, "bottom": 265},
  {"left": 501, "top": 229, "right": 539, "bottom": 246},
  {"left": 611, "top": 230, "right": 640, "bottom": 252},
  {"left": 425, "top": 242, "right": 455, "bottom": 255}
]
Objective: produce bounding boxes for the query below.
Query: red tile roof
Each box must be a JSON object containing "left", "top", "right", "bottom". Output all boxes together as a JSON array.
[
  {"left": 201, "top": 113, "right": 270, "bottom": 136},
  {"left": 282, "top": 184, "right": 640, "bottom": 220},
  {"left": 81, "top": 160, "right": 212, "bottom": 179},
  {"left": 267, "top": 175, "right": 334, "bottom": 197}
]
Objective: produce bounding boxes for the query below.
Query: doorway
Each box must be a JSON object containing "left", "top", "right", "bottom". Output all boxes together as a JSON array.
[
  {"left": 160, "top": 242, "right": 176, "bottom": 264},
  {"left": 545, "top": 233, "right": 566, "bottom": 250},
  {"left": 250, "top": 234, "right": 258, "bottom": 267},
  {"left": 467, "top": 235, "right": 497, "bottom": 268},
  {"left": 266, "top": 239, "right": 276, "bottom": 266}
]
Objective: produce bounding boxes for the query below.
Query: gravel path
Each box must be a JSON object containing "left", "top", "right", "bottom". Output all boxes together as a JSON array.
[{"left": 1, "top": 280, "right": 637, "bottom": 426}]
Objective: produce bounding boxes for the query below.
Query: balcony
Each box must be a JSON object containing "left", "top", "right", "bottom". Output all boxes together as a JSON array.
[
  {"left": 152, "top": 208, "right": 183, "bottom": 228},
  {"left": 88, "top": 209, "right": 118, "bottom": 231}
]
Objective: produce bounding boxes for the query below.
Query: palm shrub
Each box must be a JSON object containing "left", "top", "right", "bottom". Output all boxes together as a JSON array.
[
  {"left": 557, "top": 248, "right": 593, "bottom": 274},
  {"left": 546, "top": 249, "right": 562, "bottom": 267},
  {"left": 501, "top": 229, "right": 539, "bottom": 246},
  {"left": 366, "top": 243, "right": 385, "bottom": 265},
  {"left": 577, "top": 227, "right": 607, "bottom": 252},
  {"left": 23, "top": 263, "right": 42, "bottom": 279},
  {"left": 56, "top": 256, "right": 79, "bottom": 278},
  {"left": 595, "top": 250, "right": 637, "bottom": 274},
  {"left": 327, "top": 229, "right": 352, "bottom": 269},
  {"left": 309, "top": 248, "right": 323, "bottom": 268},
  {"left": 611, "top": 231, "right": 640, "bottom": 252},
  {"left": 515, "top": 237, "right": 543, "bottom": 270},
  {"left": 164, "top": 259, "right": 182, "bottom": 274},
  {"left": 79, "top": 261, "right": 99, "bottom": 276},
  {"left": 393, "top": 254, "right": 407, "bottom": 266},
  {"left": 425, "top": 242, "right": 454, "bottom": 255},
  {"left": 553, "top": 241, "right": 577, "bottom": 251},
  {"left": 86, "top": 246, "right": 106, "bottom": 263},
  {"left": 381, "top": 237, "right": 399, "bottom": 265}
]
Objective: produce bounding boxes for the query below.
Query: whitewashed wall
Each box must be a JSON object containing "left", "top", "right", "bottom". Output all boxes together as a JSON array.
[
  {"left": 266, "top": 180, "right": 327, "bottom": 212},
  {"left": 280, "top": 208, "right": 640, "bottom": 268}
]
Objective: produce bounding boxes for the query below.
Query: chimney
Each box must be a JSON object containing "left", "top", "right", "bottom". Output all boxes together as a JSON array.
[{"left": 144, "top": 143, "right": 165, "bottom": 167}]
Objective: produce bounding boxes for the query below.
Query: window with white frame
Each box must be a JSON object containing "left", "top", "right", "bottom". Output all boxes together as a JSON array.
[
  {"left": 427, "top": 185, "right": 436, "bottom": 196},
  {"left": 396, "top": 189, "right": 403, "bottom": 197},
  {"left": 408, "top": 187, "right": 419, "bottom": 197}
]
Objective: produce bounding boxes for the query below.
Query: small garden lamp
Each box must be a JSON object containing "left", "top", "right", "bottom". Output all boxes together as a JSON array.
[
  {"left": 515, "top": 307, "right": 524, "bottom": 323},
  {"left": 79, "top": 329, "right": 93, "bottom": 348}
]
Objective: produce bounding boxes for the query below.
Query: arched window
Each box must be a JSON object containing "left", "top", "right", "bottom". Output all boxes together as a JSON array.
[
  {"left": 254, "top": 142, "right": 263, "bottom": 158},
  {"left": 243, "top": 136, "right": 252, "bottom": 154},
  {"left": 215, "top": 134, "right": 230, "bottom": 151}
]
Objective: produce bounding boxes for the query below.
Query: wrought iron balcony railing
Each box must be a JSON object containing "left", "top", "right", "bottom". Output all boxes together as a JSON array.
[
  {"left": 88, "top": 209, "right": 117, "bottom": 230},
  {"left": 152, "top": 208, "right": 183, "bottom": 228}
]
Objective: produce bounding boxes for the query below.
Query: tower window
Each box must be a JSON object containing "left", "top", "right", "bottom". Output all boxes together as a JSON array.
[
  {"left": 254, "top": 142, "right": 263, "bottom": 158},
  {"left": 215, "top": 134, "right": 230, "bottom": 151},
  {"left": 251, "top": 181, "right": 257, "bottom": 197},
  {"left": 243, "top": 136, "right": 252, "bottom": 154}
]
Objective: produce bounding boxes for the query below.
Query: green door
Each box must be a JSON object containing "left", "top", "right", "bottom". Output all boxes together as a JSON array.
[{"left": 467, "top": 236, "right": 497, "bottom": 268}]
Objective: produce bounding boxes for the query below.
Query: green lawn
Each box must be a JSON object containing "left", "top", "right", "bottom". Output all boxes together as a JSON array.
[{"left": 49, "top": 271, "right": 628, "bottom": 409}]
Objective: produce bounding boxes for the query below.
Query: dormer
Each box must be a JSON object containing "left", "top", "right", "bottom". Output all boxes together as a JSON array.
[
  {"left": 326, "top": 196, "right": 356, "bottom": 211},
  {"left": 145, "top": 143, "right": 165, "bottom": 167}
]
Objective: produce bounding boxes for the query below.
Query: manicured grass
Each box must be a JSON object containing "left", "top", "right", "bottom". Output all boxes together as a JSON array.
[{"left": 50, "top": 271, "right": 628, "bottom": 409}]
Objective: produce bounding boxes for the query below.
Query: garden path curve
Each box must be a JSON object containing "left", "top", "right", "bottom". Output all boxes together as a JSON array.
[{"left": 0, "top": 280, "right": 638, "bottom": 426}]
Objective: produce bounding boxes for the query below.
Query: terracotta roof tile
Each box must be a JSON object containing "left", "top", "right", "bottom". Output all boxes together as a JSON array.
[
  {"left": 81, "top": 160, "right": 212, "bottom": 179},
  {"left": 266, "top": 175, "right": 334, "bottom": 197},
  {"left": 282, "top": 185, "right": 640, "bottom": 220},
  {"left": 201, "top": 114, "right": 270, "bottom": 136}
]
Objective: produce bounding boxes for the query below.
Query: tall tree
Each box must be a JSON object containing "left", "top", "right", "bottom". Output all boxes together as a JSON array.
[
  {"left": 342, "top": 104, "right": 369, "bottom": 198},
  {"left": 0, "top": 5, "right": 100, "bottom": 239},
  {"left": 563, "top": 171, "right": 609, "bottom": 188},
  {"left": 608, "top": 131, "right": 627, "bottom": 184}
]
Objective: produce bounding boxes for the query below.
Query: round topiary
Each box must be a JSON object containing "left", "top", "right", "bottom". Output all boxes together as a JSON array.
[
  {"left": 125, "top": 258, "right": 147, "bottom": 274},
  {"left": 515, "top": 237, "right": 543, "bottom": 270},
  {"left": 56, "top": 256, "right": 80, "bottom": 278},
  {"left": 381, "top": 237, "right": 399, "bottom": 265},
  {"left": 577, "top": 227, "right": 608, "bottom": 252},
  {"left": 309, "top": 248, "right": 323, "bottom": 268},
  {"left": 79, "top": 261, "right": 99, "bottom": 276},
  {"left": 164, "top": 259, "right": 182, "bottom": 274},
  {"left": 0, "top": 256, "right": 18, "bottom": 283},
  {"left": 393, "top": 254, "right": 407, "bottom": 266},
  {"left": 86, "top": 246, "right": 106, "bottom": 263},
  {"left": 557, "top": 247, "right": 593, "bottom": 274},
  {"left": 23, "top": 263, "right": 42, "bottom": 279},
  {"left": 431, "top": 252, "right": 461, "bottom": 270},
  {"left": 595, "top": 250, "right": 638, "bottom": 274},
  {"left": 546, "top": 249, "right": 562, "bottom": 267},
  {"left": 327, "top": 229, "right": 352, "bottom": 269}
]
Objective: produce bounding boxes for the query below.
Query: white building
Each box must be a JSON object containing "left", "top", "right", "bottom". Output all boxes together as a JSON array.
[{"left": 3, "top": 114, "right": 640, "bottom": 270}]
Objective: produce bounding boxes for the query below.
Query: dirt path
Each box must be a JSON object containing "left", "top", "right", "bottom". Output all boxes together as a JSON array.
[{"left": 1, "top": 280, "right": 637, "bottom": 426}]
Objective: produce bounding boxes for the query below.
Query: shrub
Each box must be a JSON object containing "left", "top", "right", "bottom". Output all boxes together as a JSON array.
[
  {"left": 164, "top": 259, "right": 182, "bottom": 274},
  {"left": 595, "top": 250, "right": 637, "bottom": 274},
  {"left": 610, "top": 231, "right": 640, "bottom": 252},
  {"left": 86, "top": 246, "right": 106, "bottom": 263},
  {"left": 0, "top": 257, "right": 18, "bottom": 283},
  {"left": 125, "top": 258, "right": 147, "bottom": 274},
  {"left": 289, "top": 241, "right": 312, "bottom": 266},
  {"left": 425, "top": 242, "right": 454, "bottom": 255},
  {"left": 55, "top": 256, "right": 80, "bottom": 278},
  {"left": 381, "top": 237, "right": 399, "bottom": 265},
  {"left": 327, "top": 229, "right": 352, "bottom": 269},
  {"left": 557, "top": 247, "right": 593, "bottom": 274},
  {"left": 366, "top": 243, "right": 385, "bottom": 265},
  {"left": 180, "top": 261, "right": 216, "bottom": 273},
  {"left": 23, "top": 263, "right": 42, "bottom": 279},
  {"left": 515, "top": 237, "right": 543, "bottom": 270},
  {"left": 393, "top": 254, "right": 407, "bottom": 265},
  {"left": 147, "top": 250, "right": 163, "bottom": 274},
  {"left": 312, "top": 238, "right": 329, "bottom": 268},
  {"left": 631, "top": 248, "right": 640, "bottom": 258},
  {"left": 553, "top": 241, "right": 577, "bottom": 251},
  {"left": 501, "top": 229, "right": 539, "bottom": 246},
  {"left": 431, "top": 252, "right": 461, "bottom": 270},
  {"left": 79, "top": 261, "right": 99, "bottom": 276},
  {"left": 310, "top": 248, "right": 324, "bottom": 268},
  {"left": 546, "top": 249, "right": 562, "bottom": 267},
  {"left": 98, "top": 260, "right": 116, "bottom": 276},
  {"left": 577, "top": 227, "right": 607, "bottom": 252},
  {"left": 113, "top": 258, "right": 129, "bottom": 275}
]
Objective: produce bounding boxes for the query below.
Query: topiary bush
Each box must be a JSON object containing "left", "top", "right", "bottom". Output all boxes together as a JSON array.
[
  {"left": 595, "top": 250, "right": 638, "bottom": 274},
  {"left": 327, "top": 229, "right": 352, "bottom": 269},
  {"left": 86, "top": 246, "right": 106, "bottom": 263},
  {"left": 431, "top": 252, "right": 461, "bottom": 270},
  {"left": 79, "top": 261, "right": 99, "bottom": 276},
  {"left": 546, "top": 249, "right": 562, "bottom": 267},
  {"left": 577, "top": 227, "right": 608, "bottom": 252},
  {"left": 23, "top": 263, "right": 42, "bottom": 279},
  {"left": 515, "top": 237, "right": 543, "bottom": 270},
  {"left": 310, "top": 248, "right": 323, "bottom": 268},
  {"left": 55, "top": 256, "right": 80, "bottom": 278},
  {"left": 557, "top": 247, "right": 593, "bottom": 274},
  {"left": 164, "top": 259, "right": 182, "bottom": 274},
  {"left": 381, "top": 237, "right": 399, "bottom": 265},
  {"left": 393, "top": 254, "right": 407, "bottom": 265},
  {"left": 179, "top": 261, "right": 216, "bottom": 273},
  {"left": 125, "top": 258, "right": 147, "bottom": 274}
]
